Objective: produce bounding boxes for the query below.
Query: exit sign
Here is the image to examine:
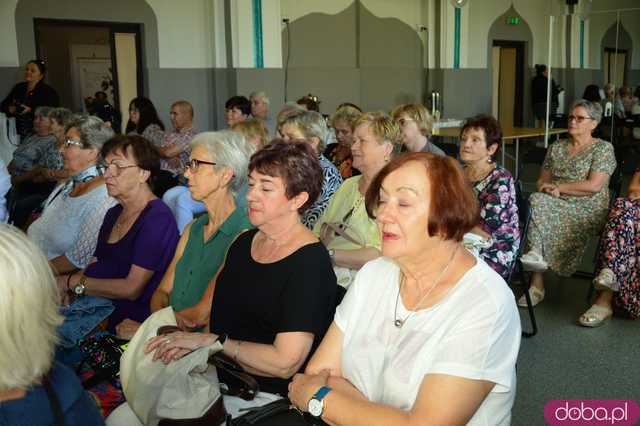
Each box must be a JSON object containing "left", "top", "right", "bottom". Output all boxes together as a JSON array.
[{"left": 506, "top": 16, "right": 521, "bottom": 25}]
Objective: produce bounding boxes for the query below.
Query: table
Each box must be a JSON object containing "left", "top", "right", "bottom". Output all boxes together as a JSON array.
[{"left": 432, "top": 126, "right": 567, "bottom": 177}]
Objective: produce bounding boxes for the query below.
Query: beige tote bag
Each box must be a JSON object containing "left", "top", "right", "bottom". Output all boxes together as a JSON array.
[{"left": 120, "top": 307, "right": 224, "bottom": 425}]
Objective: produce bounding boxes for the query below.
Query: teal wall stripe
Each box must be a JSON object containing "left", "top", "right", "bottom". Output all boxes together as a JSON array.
[
  {"left": 252, "top": 0, "right": 264, "bottom": 68},
  {"left": 454, "top": 8, "right": 461, "bottom": 69},
  {"left": 579, "top": 19, "right": 584, "bottom": 68}
]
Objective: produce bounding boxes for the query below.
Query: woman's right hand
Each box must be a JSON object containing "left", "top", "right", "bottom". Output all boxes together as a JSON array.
[{"left": 144, "top": 331, "right": 217, "bottom": 364}]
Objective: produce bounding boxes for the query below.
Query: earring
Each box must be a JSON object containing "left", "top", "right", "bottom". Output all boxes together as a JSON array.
[{"left": 487, "top": 156, "right": 493, "bottom": 164}]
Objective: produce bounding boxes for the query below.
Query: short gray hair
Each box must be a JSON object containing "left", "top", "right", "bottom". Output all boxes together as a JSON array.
[
  {"left": 47, "top": 107, "right": 75, "bottom": 127},
  {"left": 250, "top": 91, "right": 270, "bottom": 106},
  {"left": 282, "top": 110, "right": 329, "bottom": 152},
  {"left": 66, "top": 115, "right": 115, "bottom": 150},
  {"left": 571, "top": 99, "right": 603, "bottom": 124},
  {"left": 190, "top": 130, "right": 255, "bottom": 195},
  {"left": 34, "top": 106, "right": 54, "bottom": 117},
  {"left": 0, "top": 224, "right": 63, "bottom": 392}
]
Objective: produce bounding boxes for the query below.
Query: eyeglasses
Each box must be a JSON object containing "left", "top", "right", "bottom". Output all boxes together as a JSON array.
[
  {"left": 398, "top": 118, "right": 415, "bottom": 127},
  {"left": 567, "top": 115, "right": 593, "bottom": 123},
  {"left": 64, "top": 139, "right": 83, "bottom": 148},
  {"left": 100, "top": 162, "right": 139, "bottom": 176},
  {"left": 185, "top": 158, "right": 217, "bottom": 172}
]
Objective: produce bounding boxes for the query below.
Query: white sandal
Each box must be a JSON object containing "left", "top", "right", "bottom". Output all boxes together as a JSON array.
[
  {"left": 579, "top": 304, "right": 613, "bottom": 328},
  {"left": 517, "top": 286, "right": 545, "bottom": 307}
]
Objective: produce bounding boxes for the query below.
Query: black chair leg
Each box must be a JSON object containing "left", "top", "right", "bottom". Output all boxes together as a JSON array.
[{"left": 518, "top": 266, "right": 538, "bottom": 338}]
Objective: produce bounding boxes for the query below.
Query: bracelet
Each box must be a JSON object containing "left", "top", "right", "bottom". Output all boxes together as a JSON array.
[
  {"left": 66, "top": 272, "right": 76, "bottom": 291},
  {"left": 233, "top": 340, "right": 242, "bottom": 361}
]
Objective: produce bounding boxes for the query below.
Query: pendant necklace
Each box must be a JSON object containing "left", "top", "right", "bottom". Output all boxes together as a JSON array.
[{"left": 393, "top": 245, "right": 459, "bottom": 328}]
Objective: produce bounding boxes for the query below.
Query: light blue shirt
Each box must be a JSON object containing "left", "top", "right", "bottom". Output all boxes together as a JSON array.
[{"left": 0, "top": 159, "right": 10, "bottom": 223}]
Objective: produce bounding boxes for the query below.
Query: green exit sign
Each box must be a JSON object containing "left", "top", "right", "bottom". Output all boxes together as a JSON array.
[{"left": 506, "top": 16, "right": 521, "bottom": 25}]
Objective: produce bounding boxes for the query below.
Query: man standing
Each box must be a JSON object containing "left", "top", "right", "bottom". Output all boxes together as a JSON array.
[{"left": 250, "top": 91, "right": 275, "bottom": 136}]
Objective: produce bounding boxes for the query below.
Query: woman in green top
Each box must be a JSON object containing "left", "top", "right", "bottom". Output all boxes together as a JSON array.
[
  {"left": 115, "top": 131, "right": 253, "bottom": 339},
  {"left": 314, "top": 112, "right": 402, "bottom": 287}
]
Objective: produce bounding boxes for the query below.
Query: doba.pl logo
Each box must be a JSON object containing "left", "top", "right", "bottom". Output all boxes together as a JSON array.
[{"left": 544, "top": 400, "right": 640, "bottom": 425}]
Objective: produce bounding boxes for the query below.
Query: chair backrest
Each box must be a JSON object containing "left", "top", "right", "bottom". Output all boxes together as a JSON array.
[{"left": 506, "top": 180, "right": 532, "bottom": 284}]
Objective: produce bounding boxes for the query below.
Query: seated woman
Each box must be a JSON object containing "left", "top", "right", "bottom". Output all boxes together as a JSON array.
[
  {"left": 0, "top": 224, "right": 103, "bottom": 425},
  {"left": 391, "top": 103, "right": 445, "bottom": 156},
  {"left": 280, "top": 110, "right": 343, "bottom": 228},
  {"left": 289, "top": 153, "right": 521, "bottom": 425},
  {"left": 459, "top": 115, "right": 520, "bottom": 280},
  {"left": 314, "top": 111, "right": 399, "bottom": 287},
  {"left": 231, "top": 118, "right": 269, "bottom": 148},
  {"left": 579, "top": 169, "right": 640, "bottom": 327},
  {"left": 7, "top": 106, "right": 58, "bottom": 228},
  {"left": 324, "top": 105, "right": 361, "bottom": 179},
  {"left": 58, "top": 135, "right": 179, "bottom": 332},
  {"left": 41, "top": 107, "right": 75, "bottom": 183},
  {"left": 519, "top": 100, "right": 616, "bottom": 307},
  {"left": 28, "top": 115, "right": 116, "bottom": 274},
  {"left": 144, "top": 141, "right": 338, "bottom": 416},
  {"left": 115, "top": 131, "right": 253, "bottom": 339},
  {"left": 125, "top": 97, "right": 165, "bottom": 148}
]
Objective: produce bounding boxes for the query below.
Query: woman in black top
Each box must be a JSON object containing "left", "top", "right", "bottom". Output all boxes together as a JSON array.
[
  {"left": 146, "top": 141, "right": 338, "bottom": 399},
  {"left": 1, "top": 60, "right": 59, "bottom": 137}
]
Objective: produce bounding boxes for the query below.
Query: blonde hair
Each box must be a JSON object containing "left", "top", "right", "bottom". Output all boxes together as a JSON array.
[
  {"left": 0, "top": 225, "right": 63, "bottom": 392},
  {"left": 232, "top": 118, "right": 269, "bottom": 148},
  {"left": 330, "top": 105, "right": 362, "bottom": 130},
  {"left": 391, "top": 103, "right": 433, "bottom": 137},
  {"left": 354, "top": 111, "right": 402, "bottom": 153}
]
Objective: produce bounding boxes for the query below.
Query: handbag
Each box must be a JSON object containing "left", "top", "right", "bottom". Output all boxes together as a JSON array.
[
  {"left": 120, "top": 307, "right": 227, "bottom": 426},
  {"left": 76, "top": 332, "right": 128, "bottom": 389}
]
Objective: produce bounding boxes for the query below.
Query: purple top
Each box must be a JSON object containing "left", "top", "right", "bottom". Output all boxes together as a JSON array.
[{"left": 85, "top": 199, "right": 179, "bottom": 330}]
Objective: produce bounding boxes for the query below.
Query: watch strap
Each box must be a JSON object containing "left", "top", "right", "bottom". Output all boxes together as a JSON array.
[{"left": 312, "top": 386, "right": 332, "bottom": 401}]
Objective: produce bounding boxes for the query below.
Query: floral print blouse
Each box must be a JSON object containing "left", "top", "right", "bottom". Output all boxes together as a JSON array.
[{"left": 472, "top": 165, "right": 521, "bottom": 280}]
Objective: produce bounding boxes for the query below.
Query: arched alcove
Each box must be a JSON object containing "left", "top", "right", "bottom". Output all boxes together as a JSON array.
[
  {"left": 601, "top": 22, "right": 632, "bottom": 85},
  {"left": 282, "top": 2, "right": 425, "bottom": 111}
]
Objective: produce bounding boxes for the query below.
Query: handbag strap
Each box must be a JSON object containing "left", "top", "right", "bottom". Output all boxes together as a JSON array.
[
  {"left": 210, "top": 352, "right": 259, "bottom": 401},
  {"left": 43, "top": 376, "right": 65, "bottom": 426},
  {"left": 320, "top": 221, "right": 365, "bottom": 248}
]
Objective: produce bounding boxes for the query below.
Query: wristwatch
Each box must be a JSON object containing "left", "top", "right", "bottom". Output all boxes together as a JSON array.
[
  {"left": 73, "top": 276, "right": 87, "bottom": 297},
  {"left": 308, "top": 386, "right": 332, "bottom": 417}
]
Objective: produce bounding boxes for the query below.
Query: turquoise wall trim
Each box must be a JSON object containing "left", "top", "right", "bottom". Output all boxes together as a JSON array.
[
  {"left": 579, "top": 19, "right": 584, "bottom": 69},
  {"left": 454, "top": 8, "right": 460, "bottom": 69},
  {"left": 252, "top": 0, "right": 264, "bottom": 68}
]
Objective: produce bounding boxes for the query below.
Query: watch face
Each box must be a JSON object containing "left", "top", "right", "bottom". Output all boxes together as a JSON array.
[
  {"left": 308, "top": 398, "right": 323, "bottom": 417},
  {"left": 74, "top": 284, "right": 85, "bottom": 295}
]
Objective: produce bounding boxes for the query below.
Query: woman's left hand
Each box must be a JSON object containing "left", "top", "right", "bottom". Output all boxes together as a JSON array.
[
  {"left": 144, "top": 332, "right": 217, "bottom": 364},
  {"left": 288, "top": 370, "right": 330, "bottom": 412}
]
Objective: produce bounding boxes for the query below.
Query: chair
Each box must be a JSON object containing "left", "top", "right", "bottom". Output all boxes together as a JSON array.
[{"left": 506, "top": 180, "right": 538, "bottom": 337}]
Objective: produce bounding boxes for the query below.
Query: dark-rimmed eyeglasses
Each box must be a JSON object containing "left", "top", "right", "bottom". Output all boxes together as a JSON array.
[
  {"left": 185, "top": 158, "right": 217, "bottom": 172},
  {"left": 567, "top": 115, "right": 593, "bottom": 123}
]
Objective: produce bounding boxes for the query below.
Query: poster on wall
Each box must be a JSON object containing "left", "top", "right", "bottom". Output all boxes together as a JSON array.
[{"left": 76, "top": 58, "right": 115, "bottom": 112}]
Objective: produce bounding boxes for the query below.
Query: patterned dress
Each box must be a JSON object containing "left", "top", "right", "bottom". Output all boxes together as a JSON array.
[
  {"left": 526, "top": 139, "right": 616, "bottom": 276},
  {"left": 301, "top": 154, "right": 343, "bottom": 229},
  {"left": 596, "top": 196, "right": 640, "bottom": 319},
  {"left": 472, "top": 165, "right": 521, "bottom": 280}
]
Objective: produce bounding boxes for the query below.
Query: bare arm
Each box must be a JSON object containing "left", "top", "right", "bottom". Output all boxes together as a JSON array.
[
  {"left": 556, "top": 171, "right": 609, "bottom": 196},
  {"left": 50, "top": 255, "right": 79, "bottom": 276},
  {"left": 157, "top": 143, "right": 185, "bottom": 158},
  {"left": 63, "top": 264, "right": 155, "bottom": 300},
  {"left": 304, "top": 374, "right": 494, "bottom": 426},
  {"left": 333, "top": 247, "right": 380, "bottom": 270},
  {"left": 150, "top": 222, "right": 192, "bottom": 313},
  {"left": 536, "top": 168, "right": 553, "bottom": 192},
  {"left": 628, "top": 171, "right": 640, "bottom": 199}
]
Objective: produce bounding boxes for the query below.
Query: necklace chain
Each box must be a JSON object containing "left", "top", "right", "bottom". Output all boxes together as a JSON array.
[{"left": 393, "top": 245, "right": 459, "bottom": 328}]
